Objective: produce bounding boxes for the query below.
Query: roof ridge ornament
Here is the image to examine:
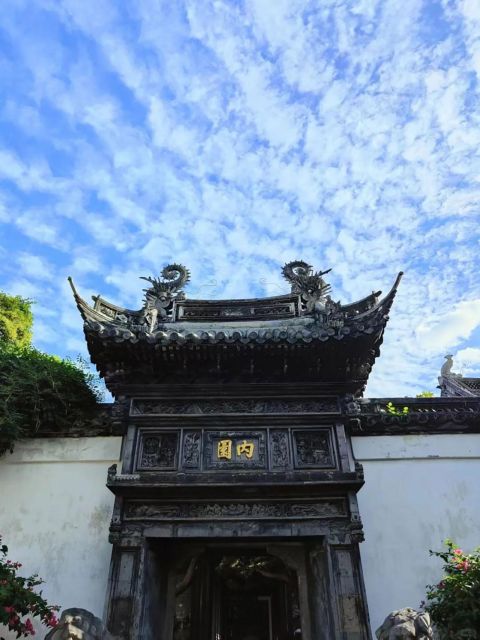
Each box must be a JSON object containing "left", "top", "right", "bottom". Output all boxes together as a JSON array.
[
  {"left": 139, "top": 264, "right": 190, "bottom": 331},
  {"left": 282, "top": 261, "right": 332, "bottom": 296},
  {"left": 140, "top": 264, "right": 190, "bottom": 299},
  {"left": 282, "top": 260, "right": 338, "bottom": 319}
]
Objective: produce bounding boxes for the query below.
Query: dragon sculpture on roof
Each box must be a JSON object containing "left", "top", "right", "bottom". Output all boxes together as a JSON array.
[
  {"left": 139, "top": 264, "right": 190, "bottom": 331},
  {"left": 282, "top": 260, "right": 341, "bottom": 321}
]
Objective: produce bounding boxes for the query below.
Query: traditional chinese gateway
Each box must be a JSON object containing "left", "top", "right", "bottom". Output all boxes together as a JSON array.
[
  {"left": 67, "top": 261, "right": 401, "bottom": 640},
  {"left": 63, "top": 263, "right": 480, "bottom": 640}
]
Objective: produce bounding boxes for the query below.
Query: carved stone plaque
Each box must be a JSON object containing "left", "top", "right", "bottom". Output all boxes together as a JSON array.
[
  {"left": 293, "top": 430, "right": 334, "bottom": 468},
  {"left": 136, "top": 432, "right": 178, "bottom": 470},
  {"left": 204, "top": 431, "right": 266, "bottom": 469}
]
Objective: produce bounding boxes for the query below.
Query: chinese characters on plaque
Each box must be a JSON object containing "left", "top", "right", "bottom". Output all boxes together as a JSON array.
[
  {"left": 207, "top": 432, "right": 264, "bottom": 469},
  {"left": 217, "top": 439, "right": 255, "bottom": 460},
  {"left": 217, "top": 439, "right": 233, "bottom": 460}
]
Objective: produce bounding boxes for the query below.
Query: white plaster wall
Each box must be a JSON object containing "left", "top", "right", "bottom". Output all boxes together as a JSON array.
[
  {"left": 0, "top": 437, "right": 121, "bottom": 639},
  {"left": 2, "top": 433, "right": 479, "bottom": 638},
  {"left": 352, "top": 434, "right": 480, "bottom": 636}
]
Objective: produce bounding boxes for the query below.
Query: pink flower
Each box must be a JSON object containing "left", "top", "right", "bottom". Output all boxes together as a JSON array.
[
  {"left": 24, "top": 619, "right": 35, "bottom": 635},
  {"left": 9, "top": 613, "right": 20, "bottom": 626},
  {"left": 45, "top": 612, "right": 58, "bottom": 628},
  {"left": 4, "top": 605, "right": 15, "bottom": 613},
  {"left": 453, "top": 548, "right": 463, "bottom": 555}
]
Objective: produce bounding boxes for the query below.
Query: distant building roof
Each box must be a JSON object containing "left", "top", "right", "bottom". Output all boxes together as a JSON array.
[{"left": 439, "top": 355, "right": 480, "bottom": 397}]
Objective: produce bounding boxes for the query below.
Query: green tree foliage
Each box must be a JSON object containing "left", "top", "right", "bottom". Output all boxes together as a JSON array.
[
  {"left": 0, "top": 346, "right": 101, "bottom": 455},
  {"left": 0, "top": 292, "right": 33, "bottom": 349},
  {"left": 0, "top": 290, "right": 101, "bottom": 456},
  {"left": 424, "top": 540, "right": 480, "bottom": 638},
  {"left": 416, "top": 391, "right": 435, "bottom": 398}
]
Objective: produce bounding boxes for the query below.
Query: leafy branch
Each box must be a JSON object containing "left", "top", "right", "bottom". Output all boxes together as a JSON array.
[{"left": 385, "top": 401, "right": 409, "bottom": 417}]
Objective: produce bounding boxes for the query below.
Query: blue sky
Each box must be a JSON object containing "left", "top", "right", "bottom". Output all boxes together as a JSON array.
[{"left": 1, "top": 0, "right": 480, "bottom": 397}]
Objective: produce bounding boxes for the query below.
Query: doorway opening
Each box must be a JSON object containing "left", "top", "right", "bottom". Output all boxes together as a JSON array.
[{"left": 170, "top": 546, "right": 302, "bottom": 640}]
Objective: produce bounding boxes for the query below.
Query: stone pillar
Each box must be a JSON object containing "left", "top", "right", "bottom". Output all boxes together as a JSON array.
[
  {"left": 104, "top": 535, "right": 145, "bottom": 639},
  {"left": 267, "top": 543, "right": 314, "bottom": 640},
  {"left": 307, "top": 539, "right": 337, "bottom": 639},
  {"left": 327, "top": 539, "right": 371, "bottom": 640}
]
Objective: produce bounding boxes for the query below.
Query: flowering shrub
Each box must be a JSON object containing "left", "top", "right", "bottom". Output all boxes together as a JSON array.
[
  {"left": 0, "top": 536, "right": 58, "bottom": 638},
  {"left": 424, "top": 540, "right": 480, "bottom": 639}
]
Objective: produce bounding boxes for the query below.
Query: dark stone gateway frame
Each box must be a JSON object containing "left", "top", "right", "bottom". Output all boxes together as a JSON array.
[
  {"left": 69, "top": 263, "right": 409, "bottom": 639},
  {"left": 105, "top": 389, "right": 371, "bottom": 639}
]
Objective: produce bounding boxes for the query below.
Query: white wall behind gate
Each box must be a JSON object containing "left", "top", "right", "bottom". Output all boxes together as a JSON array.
[
  {"left": 0, "top": 437, "right": 121, "bottom": 639},
  {"left": 352, "top": 433, "right": 480, "bottom": 636}
]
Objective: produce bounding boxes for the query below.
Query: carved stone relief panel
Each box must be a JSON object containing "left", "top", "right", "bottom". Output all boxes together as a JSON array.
[
  {"left": 182, "top": 431, "right": 201, "bottom": 469},
  {"left": 136, "top": 432, "right": 178, "bottom": 470},
  {"left": 270, "top": 430, "right": 290, "bottom": 469},
  {"left": 293, "top": 430, "right": 334, "bottom": 468}
]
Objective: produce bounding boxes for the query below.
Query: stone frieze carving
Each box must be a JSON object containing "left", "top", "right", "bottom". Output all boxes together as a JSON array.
[
  {"left": 130, "top": 398, "right": 339, "bottom": 415},
  {"left": 124, "top": 499, "right": 348, "bottom": 521}
]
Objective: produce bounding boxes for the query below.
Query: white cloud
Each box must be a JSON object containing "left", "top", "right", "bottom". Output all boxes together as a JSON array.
[
  {"left": 17, "top": 253, "right": 53, "bottom": 280},
  {"left": 415, "top": 300, "right": 480, "bottom": 354},
  {"left": 454, "top": 347, "right": 480, "bottom": 376},
  {"left": 0, "top": 0, "right": 479, "bottom": 395}
]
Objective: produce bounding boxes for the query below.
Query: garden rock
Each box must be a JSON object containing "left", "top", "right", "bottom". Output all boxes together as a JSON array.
[
  {"left": 45, "top": 608, "right": 118, "bottom": 640},
  {"left": 376, "top": 607, "right": 434, "bottom": 639}
]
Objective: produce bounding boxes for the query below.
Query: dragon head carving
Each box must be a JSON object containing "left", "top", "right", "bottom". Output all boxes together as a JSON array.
[
  {"left": 140, "top": 264, "right": 191, "bottom": 300},
  {"left": 139, "top": 264, "right": 190, "bottom": 329},
  {"left": 282, "top": 261, "right": 332, "bottom": 298}
]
